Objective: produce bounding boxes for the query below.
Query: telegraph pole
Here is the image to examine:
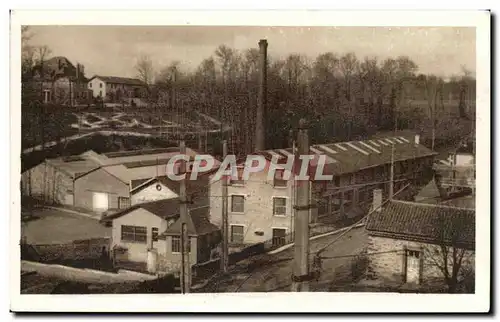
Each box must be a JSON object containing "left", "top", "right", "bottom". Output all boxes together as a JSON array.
[
  {"left": 220, "top": 140, "right": 229, "bottom": 273},
  {"left": 291, "top": 119, "right": 311, "bottom": 292},
  {"left": 179, "top": 140, "right": 191, "bottom": 293},
  {"left": 389, "top": 143, "right": 395, "bottom": 200}
]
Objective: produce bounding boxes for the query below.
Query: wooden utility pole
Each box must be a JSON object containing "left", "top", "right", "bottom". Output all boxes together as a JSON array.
[
  {"left": 389, "top": 143, "right": 395, "bottom": 200},
  {"left": 220, "top": 140, "right": 229, "bottom": 273},
  {"left": 179, "top": 140, "right": 191, "bottom": 293},
  {"left": 291, "top": 119, "right": 311, "bottom": 292},
  {"left": 289, "top": 129, "right": 296, "bottom": 235}
]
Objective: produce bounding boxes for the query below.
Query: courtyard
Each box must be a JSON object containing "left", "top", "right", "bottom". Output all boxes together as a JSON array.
[{"left": 21, "top": 208, "right": 111, "bottom": 245}]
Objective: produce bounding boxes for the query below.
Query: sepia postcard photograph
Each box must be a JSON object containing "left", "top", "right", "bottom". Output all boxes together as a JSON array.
[{"left": 9, "top": 10, "right": 491, "bottom": 313}]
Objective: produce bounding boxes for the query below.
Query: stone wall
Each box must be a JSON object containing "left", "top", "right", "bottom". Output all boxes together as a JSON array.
[{"left": 366, "top": 234, "right": 475, "bottom": 288}]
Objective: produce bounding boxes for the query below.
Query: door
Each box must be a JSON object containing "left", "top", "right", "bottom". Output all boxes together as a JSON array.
[
  {"left": 92, "top": 192, "right": 109, "bottom": 212},
  {"left": 406, "top": 250, "right": 421, "bottom": 284},
  {"left": 272, "top": 228, "right": 287, "bottom": 247}
]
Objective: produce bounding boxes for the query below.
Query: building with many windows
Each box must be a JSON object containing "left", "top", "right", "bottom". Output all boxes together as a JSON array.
[{"left": 208, "top": 133, "right": 436, "bottom": 247}]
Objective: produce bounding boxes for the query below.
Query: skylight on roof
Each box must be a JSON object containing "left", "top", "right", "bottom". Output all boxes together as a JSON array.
[
  {"left": 346, "top": 142, "right": 370, "bottom": 155},
  {"left": 359, "top": 141, "right": 381, "bottom": 154},
  {"left": 369, "top": 140, "right": 380, "bottom": 147},
  {"left": 279, "top": 149, "right": 293, "bottom": 156},
  {"left": 334, "top": 143, "right": 348, "bottom": 151},
  {"left": 398, "top": 136, "right": 410, "bottom": 143},
  {"left": 318, "top": 145, "right": 338, "bottom": 154}
]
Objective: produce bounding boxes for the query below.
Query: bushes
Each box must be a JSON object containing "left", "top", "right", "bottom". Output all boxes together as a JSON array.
[{"left": 350, "top": 252, "right": 369, "bottom": 282}]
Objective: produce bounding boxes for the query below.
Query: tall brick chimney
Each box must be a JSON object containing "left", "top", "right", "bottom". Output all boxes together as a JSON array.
[{"left": 255, "top": 39, "right": 268, "bottom": 151}]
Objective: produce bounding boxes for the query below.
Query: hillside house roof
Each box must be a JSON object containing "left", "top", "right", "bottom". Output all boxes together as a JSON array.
[
  {"left": 89, "top": 75, "right": 146, "bottom": 86},
  {"left": 130, "top": 175, "right": 210, "bottom": 207},
  {"left": 253, "top": 134, "right": 437, "bottom": 177},
  {"left": 366, "top": 200, "right": 475, "bottom": 250},
  {"left": 161, "top": 206, "right": 219, "bottom": 237},
  {"left": 32, "top": 56, "right": 88, "bottom": 82},
  {"left": 101, "top": 198, "right": 181, "bottom": 222}
]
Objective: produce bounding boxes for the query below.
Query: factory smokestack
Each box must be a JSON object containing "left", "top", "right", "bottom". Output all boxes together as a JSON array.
[{"left": 255, "top": 39, "right": 268, "bottom": 151}]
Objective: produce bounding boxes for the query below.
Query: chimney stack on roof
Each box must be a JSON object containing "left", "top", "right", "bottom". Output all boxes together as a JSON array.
[
  {"left": 372, "top": 189, "right": 383, "bottom": 213},
  {"left": 255, "top": 39, "right": 268, "bottom": 151}
]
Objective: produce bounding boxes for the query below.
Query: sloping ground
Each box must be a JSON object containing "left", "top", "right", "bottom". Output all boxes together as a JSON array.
[
  {"left": 20, "top": 270, "right": 180, "bottom": 294},
  {"left": 196, "top": 227, "right": 368, "bottom": 293}
]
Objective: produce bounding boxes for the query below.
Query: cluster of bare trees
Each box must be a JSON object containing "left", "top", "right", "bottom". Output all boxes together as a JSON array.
[{"left": 137, "top": 44, "right": 475, "bottom": 155}]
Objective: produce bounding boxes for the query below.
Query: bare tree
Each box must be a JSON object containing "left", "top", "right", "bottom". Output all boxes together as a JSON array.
[
  {"left": 21, "top": 26, "right": 35, "bottom": 80},
  {"left": 424, "top": 213, "right": 475, "bottom": 293},
  {"left": 418, "top": 74, "right": 444, "bottom": 151},
  {"left": 339, "top": 52, "right": 358, "bottom": 103},
  {"left": 458, "top": 65, "right": 473, "bottom": 119},
  {"left": 135, "top": 54, "right": 154, "bottom": 86}
]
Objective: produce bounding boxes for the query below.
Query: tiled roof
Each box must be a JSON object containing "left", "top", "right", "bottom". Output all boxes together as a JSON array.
[
  {"left": 256, "top": 133, "right": 436, "bottom": 177},
  {"left": 161, "top": 206, "right": 219, "bottom": 237},
  {"left": 101, "top": 198, "right": 181, "bottom": 222},
  {"left": 90, "top": 75, "right": 145, "bottom": 86},
  {"left": 366, "top": 200, "right": 475, "bottom": 250}
]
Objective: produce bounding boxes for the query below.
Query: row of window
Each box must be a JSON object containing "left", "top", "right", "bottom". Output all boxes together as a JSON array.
[
  {"left": 120, "top": 225, "right": 190, "bottom": 253},
  {"left": 89, "top": 82, "right": 103, "bottom": 89},
  {"left": 230, "top": 195, "right": 287, "bottom": 216},
  {"left": 229, "top": 168, "right": 288, "bottom": 187},
  {"left": 229, "top": 225, "right": 287, "bottom": 246}
]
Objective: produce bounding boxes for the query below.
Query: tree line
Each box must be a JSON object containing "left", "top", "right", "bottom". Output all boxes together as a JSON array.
[{"left": 135, "top": 44, "right": 476, "bottom": 155}]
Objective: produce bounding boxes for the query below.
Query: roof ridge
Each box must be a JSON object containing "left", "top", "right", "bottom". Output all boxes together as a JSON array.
[{"left": 391, "top": 199, "right": 475, "bottom": 212}]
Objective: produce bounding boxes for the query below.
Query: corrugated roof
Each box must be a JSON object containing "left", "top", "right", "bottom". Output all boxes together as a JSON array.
[
  {"left": 257, "top": 134, "right": 436, "bottom": 177},
  {"left": 366, "top": 200, "right": 475, "bottom": 250}
]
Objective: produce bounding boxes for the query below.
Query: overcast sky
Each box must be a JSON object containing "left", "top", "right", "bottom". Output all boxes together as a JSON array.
[{"left": 28, "top": 26, "right": 476, "bottom": 79}]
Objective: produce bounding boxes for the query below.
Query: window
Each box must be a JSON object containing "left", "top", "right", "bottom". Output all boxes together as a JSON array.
[
  {"left": 407, "top": 249, "right": 421, "bottom": 258},
  {"left": 121, "top": 225, "right": 147, "bottom": 243},
  {"left": 89, "top": 83, "right": 92, "bottom": 88},
  {"left": 99, "top": 90, "right": 102, "bottom": 97},
  {"left": 272, "top": 228, "right": 287, "bottom": 247},
  {"left": 273, "top": 197, "right": 287, "bottom": 216},
  {"left": 171, "top": 236, "right": 191, "bottom": 253},
  {"left": 230, "top": 167, "right": 245, "bottom": 185},
  {"left": 118, "top": 197, "right": 131, "bottom": 209},
  {"left": 99, "top": 83, "right": 103, "bottom": 88},
  {"left": 334, "top": 176, "right": 340, "bottom": 187},
  {"left": 231, "top": 195, "right": 245, "bottom": 213},
  {"left": 274, "top": 169, "right": 287, "bottom": 187},
  {"left": 152, "top": 227, "right": 159, "bottom": 242},
  {"left": 230, "top": 225, "right": 244, "bottom": 244}
]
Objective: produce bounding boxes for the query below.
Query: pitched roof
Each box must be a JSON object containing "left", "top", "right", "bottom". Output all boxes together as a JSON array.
[
  {"left": 254, "top": 133, "right": 436, "bottom": 177},
  {"left": 130, "top": 176, "right": 180, "bottom": 194},
  {"left": 130, "top": 175, "right": 210, "bottom": 208},
  {"left": 32, "top": 56, "right": 87, "bottom": 82},
  {"left": 101, "top": 198, "right": 181, "bottom": 222},
  {"left": 366, "top": 200, "right": 475, "bottom": 250},
  {"left": 90, "top": 75, "right": 146, "bottom": 86},
  {"left": 161, "top": 206, "right": 219, "bottom": 237}
]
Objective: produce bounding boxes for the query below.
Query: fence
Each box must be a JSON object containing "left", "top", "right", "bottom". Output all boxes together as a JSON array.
[{"left": 22, "top": 237, "right": 111, "bottom": 263}]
